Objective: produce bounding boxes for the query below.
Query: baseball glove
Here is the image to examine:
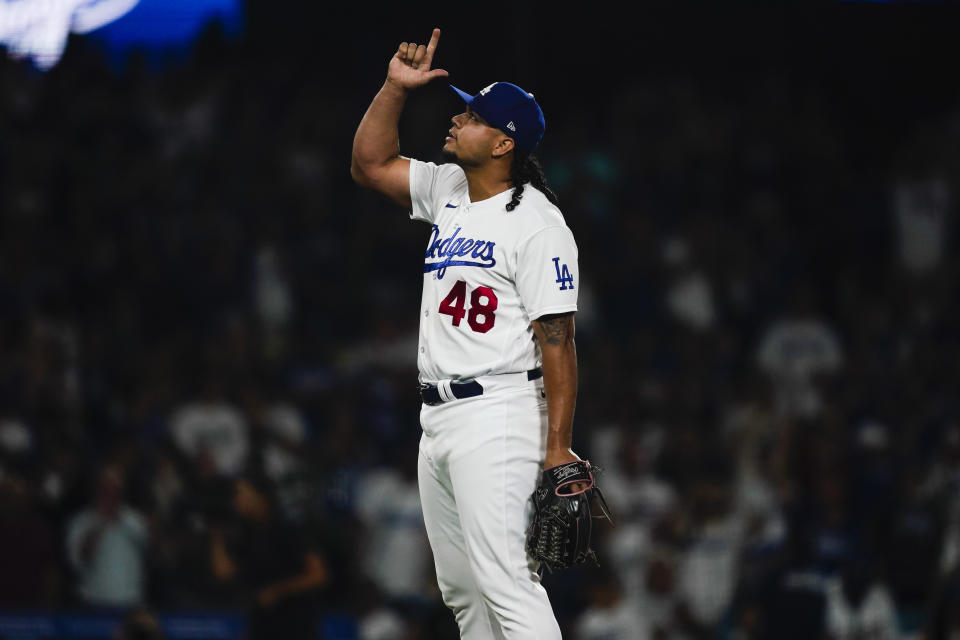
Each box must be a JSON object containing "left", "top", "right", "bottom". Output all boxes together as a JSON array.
[{"left": 526, "top": 459, "right": 614, "bottom": 572}]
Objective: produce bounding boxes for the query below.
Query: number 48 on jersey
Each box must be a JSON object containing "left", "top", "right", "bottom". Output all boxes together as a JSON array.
[{"left": 438, "top": 280, "right": 498, "bottom": 333}]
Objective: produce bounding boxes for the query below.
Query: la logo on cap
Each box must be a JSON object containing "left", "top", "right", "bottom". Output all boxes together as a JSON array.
[{"left": 480, "top": 83, "right": 496, "bottom": 96}]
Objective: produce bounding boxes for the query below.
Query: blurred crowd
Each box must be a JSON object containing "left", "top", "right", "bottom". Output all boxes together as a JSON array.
[{"left": 1, "top": 21, "right": 959, "bottom": 640}]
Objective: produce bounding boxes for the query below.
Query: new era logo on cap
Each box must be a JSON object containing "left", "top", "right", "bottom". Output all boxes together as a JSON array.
[{"left": 450, "top": 82, "right": 545, "bottom": 156}]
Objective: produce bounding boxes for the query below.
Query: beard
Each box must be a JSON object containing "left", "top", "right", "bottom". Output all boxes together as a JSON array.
[{"left": 441, "top": 148, "right": 481, "bottom": 169}]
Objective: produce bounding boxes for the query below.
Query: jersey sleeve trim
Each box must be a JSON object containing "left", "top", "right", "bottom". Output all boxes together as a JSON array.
[
  {"left": 407, "top": 157, "right": 430, "bottom": 223},
  {"left": 527, "top": 303, "right": 578, "bottom": 322}
]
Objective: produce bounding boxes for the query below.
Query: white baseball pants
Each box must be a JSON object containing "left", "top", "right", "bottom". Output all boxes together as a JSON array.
[{"left": 418, "top": 373, "right": 562, "bottom": 640}]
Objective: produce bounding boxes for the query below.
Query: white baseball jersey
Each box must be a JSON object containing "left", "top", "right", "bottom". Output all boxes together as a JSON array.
[{"left": 408, "top": 158, "right": 578, "bottom": 383}]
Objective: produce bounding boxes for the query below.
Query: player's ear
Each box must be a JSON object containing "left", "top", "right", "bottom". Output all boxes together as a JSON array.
[{"left": 491, "top": 136, "right": 515, "bottom": 159}]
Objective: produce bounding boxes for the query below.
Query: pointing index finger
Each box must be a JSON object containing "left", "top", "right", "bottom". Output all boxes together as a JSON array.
[{"left": 424, "top": 28, "right": 441, "bottom": 68}]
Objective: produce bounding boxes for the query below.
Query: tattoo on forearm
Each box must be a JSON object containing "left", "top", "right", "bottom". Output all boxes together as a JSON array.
[{"left": 536, "top": 314, "right": 573, "bottom": 346}]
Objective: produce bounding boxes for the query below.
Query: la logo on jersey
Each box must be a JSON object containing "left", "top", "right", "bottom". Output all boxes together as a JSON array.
[
  {"left": 425, "top": 225, "right": 497, "bottom": 279},
  {"left": 552, "top": 257, "right": 574, "bottom": 290}
]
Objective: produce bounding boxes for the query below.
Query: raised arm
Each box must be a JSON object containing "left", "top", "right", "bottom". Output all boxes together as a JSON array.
[
  {"left": 351, "top": 28, "right": 449, "bottom": 208},
  {"left": 531, "top": 312, "right": 580, "bottom": 470}
]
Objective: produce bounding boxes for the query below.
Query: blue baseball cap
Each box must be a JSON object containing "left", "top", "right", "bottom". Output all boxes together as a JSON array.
[{"left": 450, "top": 82, "right": 546, "bottom": 156}]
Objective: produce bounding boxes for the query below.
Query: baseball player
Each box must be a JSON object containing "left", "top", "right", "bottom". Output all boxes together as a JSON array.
[{"left": 351, "top": 28, "right": 581, "bottom": 639}]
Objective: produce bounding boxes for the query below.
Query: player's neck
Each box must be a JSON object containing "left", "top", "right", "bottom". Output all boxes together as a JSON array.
[{"left": 463, "top": 167, "right": 512, "bottom": 204}]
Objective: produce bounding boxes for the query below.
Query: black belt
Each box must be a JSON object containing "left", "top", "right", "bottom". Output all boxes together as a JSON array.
[{"left": 419, "top": 368, "right": 543, "bottom": 406}]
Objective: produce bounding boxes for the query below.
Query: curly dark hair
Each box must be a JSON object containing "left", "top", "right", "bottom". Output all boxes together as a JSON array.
[{"left": 505, "top": 154, "right": 559, "bottom": 212}]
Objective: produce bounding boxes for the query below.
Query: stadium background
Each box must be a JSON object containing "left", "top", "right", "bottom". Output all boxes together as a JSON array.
[{"left": 1, "top": 1, "right": 959, "bottom": 638}]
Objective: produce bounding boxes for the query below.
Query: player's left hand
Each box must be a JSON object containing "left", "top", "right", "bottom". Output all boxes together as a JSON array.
[
  {"left": 544, "top": 448, "right": 585, "bottom": 491},
  {"left": 544, "top": 447, "right": 580, "bottom": 470},
  {"left": 527, "top": 458, "right": 615, "bottom": 572}
]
